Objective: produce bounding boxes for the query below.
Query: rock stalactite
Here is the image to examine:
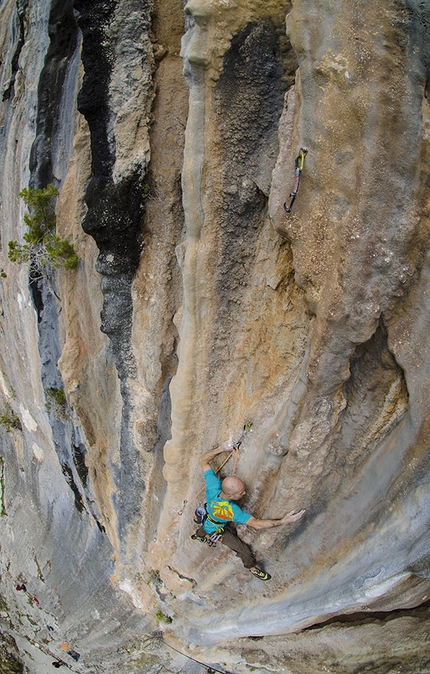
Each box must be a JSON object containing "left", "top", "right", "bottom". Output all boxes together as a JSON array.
[{"left": 0, "top": 0, "right": 429, "bottom": 672}]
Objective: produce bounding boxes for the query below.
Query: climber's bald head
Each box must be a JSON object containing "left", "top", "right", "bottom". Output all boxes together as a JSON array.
[{"left": 221, "top": 476, "right": 246, "bottom": 500}]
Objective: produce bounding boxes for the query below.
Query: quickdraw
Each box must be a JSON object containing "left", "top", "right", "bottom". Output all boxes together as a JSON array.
[
  {"left": 207, "top": 528, "right": 225, "bottom": 547},
  {"left": 284, "top": 147, "right": 307, "bottom": 213},
  {"left": 231, "top": 420, "right": 252, "bottom": 474},
  {"left": 235, "top": 421, "right": 252, "bottom": 450}
]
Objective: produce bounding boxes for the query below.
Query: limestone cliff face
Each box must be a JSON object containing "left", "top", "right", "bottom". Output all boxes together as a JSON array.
[{"left": 0, "top": 0, "right": 429, "bottom": 672}]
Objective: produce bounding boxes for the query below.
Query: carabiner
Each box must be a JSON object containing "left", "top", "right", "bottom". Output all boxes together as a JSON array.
[{"left": 284, "top": 148, "right": 307, "bottom": 213}]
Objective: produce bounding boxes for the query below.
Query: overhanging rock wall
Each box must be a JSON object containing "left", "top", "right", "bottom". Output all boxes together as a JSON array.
[{"left": 0, "top": 0, "right": 429, "bottom": 672}]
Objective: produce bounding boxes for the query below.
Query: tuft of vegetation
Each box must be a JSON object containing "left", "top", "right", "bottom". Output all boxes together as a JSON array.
[
  {"left": 8, "top": 184, "right": 78, "bottom": 276},
  {"left": 155, "top": 610, "right": 172, "bottom": 624},
  {"left": 0, "top": 405, "right": 21, "bottom": 433},
  {"left": 146, "top": 569, "right": 161, "bottom": 587},
  {"left": 44, "top": 387, "right": 68, "bottom": 420},
  {"left": 0, "top": 591, "right": 8, "bottom": 612},
  {"left": 0, "top": 635, "right": 24, "bottom": 674},
  {"left": 33, "top": 556, "right": 44, "bottom": 582}
]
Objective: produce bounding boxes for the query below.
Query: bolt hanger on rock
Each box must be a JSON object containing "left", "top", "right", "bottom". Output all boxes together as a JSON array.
[{"left": 284, "top": 147, "right": 308, "bottom": 213}]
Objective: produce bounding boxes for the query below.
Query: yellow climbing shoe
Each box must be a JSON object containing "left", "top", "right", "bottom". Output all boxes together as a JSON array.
[{"left": 250, "top": 567, "right": 271, "bottom": 581}]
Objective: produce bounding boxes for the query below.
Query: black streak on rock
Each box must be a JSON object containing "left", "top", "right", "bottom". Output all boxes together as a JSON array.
[
  {"left": 73, "top": 0, "right": 152, "bottom": 537},
  {"left": 74, "top": 0, "right": 116, "bottom": 179},
  {"left": 61, "top": 462, "right": 85, "bottom": 513},
  {"left": 73, "top": 0, "right": 145, "bottom": 350},
  {"left": 211, "top": 21, "right": 294, "bottom": 353}
]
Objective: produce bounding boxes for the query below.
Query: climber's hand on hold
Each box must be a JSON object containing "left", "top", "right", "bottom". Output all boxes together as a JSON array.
[
  {"left": 247, "top": 509, "right": 306, "bottom": 530},
  {"left": 219, "top": 439, "right": 235, "bottom": 453},
  {"left": 280, "top": 509, "right": 306, "bottom": 525},
  {"left": 199, "top": 440, "right": 235, "bottom": 471}
]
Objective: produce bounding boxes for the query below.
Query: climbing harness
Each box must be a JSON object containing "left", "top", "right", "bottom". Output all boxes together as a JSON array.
[
  {"left": 192, "top": 509, "right": 226, "bottom": 547},
  {"left": 284, "top": 147, "right": 307, "bottom": 213},
  {"left": 193, "top": 510, "right": 226, "bottom": 547}
]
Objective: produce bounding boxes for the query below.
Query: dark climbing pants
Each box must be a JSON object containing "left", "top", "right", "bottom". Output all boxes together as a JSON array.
[{"left": 196, "top": 522, "right": 256, "bottom": 568}]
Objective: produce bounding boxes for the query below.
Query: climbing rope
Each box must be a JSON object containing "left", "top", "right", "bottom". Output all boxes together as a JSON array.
[
  {"left": 231, "top": 445, "right": 239, "bottom": 476},
  {"left": 163, "top": 640, "right": 237, "bottom": 674},
  {"left": 284, "top": 147, "right": 307, "bottom": 213}
]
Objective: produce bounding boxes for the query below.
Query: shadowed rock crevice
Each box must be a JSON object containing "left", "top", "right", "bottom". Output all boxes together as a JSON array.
[
  {"left": 337, "top": 321, "right": 409, "bottom": 466},
  {"left": 405, "top": 0, "right": 430, "bottom": 97},
  {"left": 73, "top": 0, "right": 151, "bottom": 389},
  {"left": 323, "top": 595, "right": 430, "bottom": 622},
  {"left": 74, "top": 0, "right": 147, "bottom": 369},
  {"left": 29, "top": 0, "right": 78, "bottom": 188},
  {"left": 72, "top": 441, "right": 88, "bottom": 489},
  {"left": 61, "top": 461, "right": 85, "bottom": 513},
  {"left": 75, "top": 0, "right": 144, "bottom": 352},
  {"left": 1, "top": 0, "right": 29, "bottom": 102}
]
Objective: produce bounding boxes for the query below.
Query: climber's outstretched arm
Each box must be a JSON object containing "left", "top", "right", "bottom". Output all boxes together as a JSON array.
[{"left": 247, "top": 509, "right": 306, "bottom": 530}]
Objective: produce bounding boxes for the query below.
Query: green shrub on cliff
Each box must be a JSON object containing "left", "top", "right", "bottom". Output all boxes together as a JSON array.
[
  {"left": 44, "top": 386, "right": 68, "bottom": 420},
  {"left": 8, "top": 184, "right": 78, "bottom": 274},
  {"left": 0, "top": 404, "right": 21, "bottom": 433}
]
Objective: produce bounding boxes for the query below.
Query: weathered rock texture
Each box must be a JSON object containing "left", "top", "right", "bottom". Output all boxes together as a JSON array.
[{"left": 0, "top": 0, "right": 429, "bottom": 672}]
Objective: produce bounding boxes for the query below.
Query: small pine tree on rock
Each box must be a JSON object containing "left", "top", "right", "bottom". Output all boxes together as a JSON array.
[{"left": 8, "top": 184, "right": 78, "bottom": 276}]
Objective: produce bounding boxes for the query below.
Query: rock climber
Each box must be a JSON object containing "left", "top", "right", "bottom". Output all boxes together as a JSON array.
[{"left": 192, "top": 442, "right": 306, "bottom": 581}]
